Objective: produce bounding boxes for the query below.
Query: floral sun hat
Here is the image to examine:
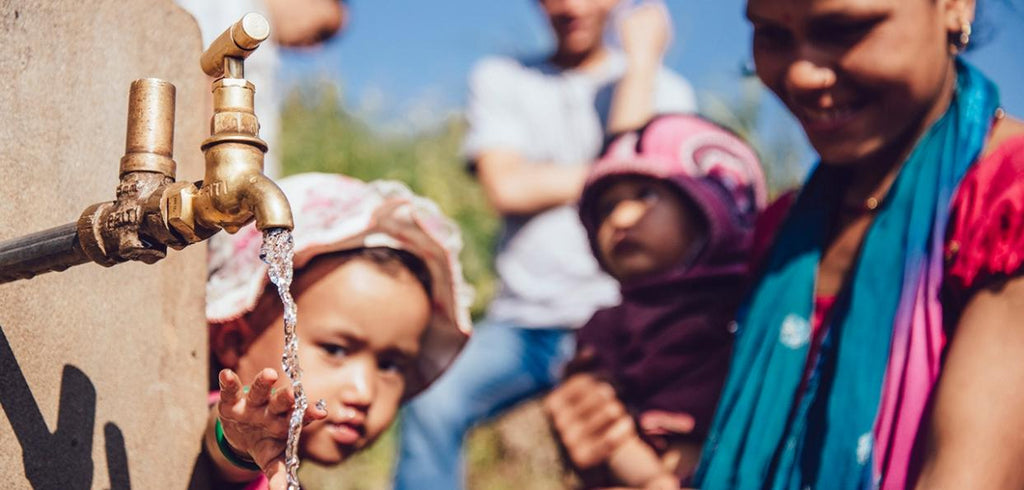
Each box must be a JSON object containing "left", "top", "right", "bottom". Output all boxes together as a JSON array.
[{"left": 206, "top": 172, "right": 474, "bottom": 398}]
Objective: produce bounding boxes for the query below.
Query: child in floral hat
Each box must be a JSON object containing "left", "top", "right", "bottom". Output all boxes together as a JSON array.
[{"left": 201, "top": 173, "right": 473, "bottom": 489}]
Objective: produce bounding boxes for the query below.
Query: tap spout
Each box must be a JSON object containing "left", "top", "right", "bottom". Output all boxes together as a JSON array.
[
  {"left": 165, "top": 139, "right": 293, "bottom": 237},
  {"left": 164, "top": 14, "right": 293, "bottom": 240}
]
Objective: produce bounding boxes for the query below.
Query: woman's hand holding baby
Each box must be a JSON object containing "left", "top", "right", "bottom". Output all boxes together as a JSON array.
[
  {"left": 544, "top": 373, "right": 637, "bottom": 470},
  {"left": 545, "top": 372, "right": 682, "bottom": 489},
  {"left": 208, "top": 368, "right": 327, "bottom": 490}
]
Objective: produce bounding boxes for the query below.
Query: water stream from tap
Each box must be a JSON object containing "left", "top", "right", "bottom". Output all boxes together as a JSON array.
[{"left": 260, "top": 228, "right": 321, "bottom": 490}]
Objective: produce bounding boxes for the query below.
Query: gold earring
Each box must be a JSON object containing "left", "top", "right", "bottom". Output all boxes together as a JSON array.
[
  {"left": 959, "top": 21, "right": 972, "bottom": 48},
  {"left": 953, "top": 21, "right": 972, "bottom": 53}
]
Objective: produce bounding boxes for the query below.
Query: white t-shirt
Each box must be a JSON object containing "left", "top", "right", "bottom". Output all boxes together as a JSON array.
[
  {"left": 175, "top": 0, "right": 282, "bottom": 178},
  {"left": 463, "top": 51, "right": 698, "bottom": 329}
]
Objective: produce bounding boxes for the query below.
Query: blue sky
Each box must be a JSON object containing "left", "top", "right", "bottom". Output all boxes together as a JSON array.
[{"left": 281, "top": 0, "right": 1024, "bottom": 150}]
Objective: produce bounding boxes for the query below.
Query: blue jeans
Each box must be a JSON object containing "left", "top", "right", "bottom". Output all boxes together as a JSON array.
[{"left": 393, "top": 320, "right": 576, "bottom": 490}]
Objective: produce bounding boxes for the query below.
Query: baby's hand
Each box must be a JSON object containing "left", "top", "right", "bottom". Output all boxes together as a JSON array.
[
  {"left": 543, "top": 373, "right": 637, "bottom": 470},
  {"left": 619, "top": 3, "right": 672, "bottom": 66},
  {"left": 216, "top": 368, "right": 327, "bottom": 489}
]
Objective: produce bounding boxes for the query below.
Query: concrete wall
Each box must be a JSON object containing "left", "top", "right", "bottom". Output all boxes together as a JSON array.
[{"left": 0, "top": 1, "right": 212, "bottom": 487}]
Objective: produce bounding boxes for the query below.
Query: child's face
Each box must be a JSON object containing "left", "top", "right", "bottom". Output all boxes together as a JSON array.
[
  {"left": 233, "top": 254, "right": 431, "bottom": 464},
  {"left": 594, "top": 176, "right": 705, "bottom": 282}
]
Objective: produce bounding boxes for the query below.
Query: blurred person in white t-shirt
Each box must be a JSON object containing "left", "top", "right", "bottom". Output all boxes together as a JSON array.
[{"left": 394, "top": 2, "right": 698, "bottom": 489}]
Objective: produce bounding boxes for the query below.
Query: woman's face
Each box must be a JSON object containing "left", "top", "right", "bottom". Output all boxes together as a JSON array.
[
  {"left": 747, "top": 0, "right": 973, "bottom": 165},
  {"left": 233, "top": 255, "right": 431, "bottom": 465}
]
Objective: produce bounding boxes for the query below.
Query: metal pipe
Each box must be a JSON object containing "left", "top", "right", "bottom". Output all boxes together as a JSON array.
[{"left": 0, "top": 223, "right": 90, "bottom": 284}]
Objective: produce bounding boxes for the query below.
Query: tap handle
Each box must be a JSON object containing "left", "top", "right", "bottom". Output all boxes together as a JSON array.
[{"left": 199, "top": 12, "right": 270, "bottom": 79}]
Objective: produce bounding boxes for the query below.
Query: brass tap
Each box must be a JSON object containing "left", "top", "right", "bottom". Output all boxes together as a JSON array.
[
  {"left": 75, "top": 13, "right": 292, "bottom": 269},
  {"left": 165, "top": 12, "right": 293, "bottom": 244}
]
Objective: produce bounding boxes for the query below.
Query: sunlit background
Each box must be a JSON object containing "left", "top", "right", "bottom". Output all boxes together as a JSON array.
[{"left": 271, "top": 1, "right": 1024, "bottom": 487}]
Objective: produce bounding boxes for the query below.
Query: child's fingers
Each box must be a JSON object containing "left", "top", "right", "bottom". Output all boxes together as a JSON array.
[
  {"left": 602, "top": 415, "right": 638, "bottom": 451},
  {"left": 572, "top": 382, "right": 620, "bottom": 421},
  {"left": 575, "top": 397, "right": 629, "bottom": 441},
  {"left": 247, "top": 368, "right": 278, "bottom": 407},
  {"left": 219, "top": 369, "right": 243, "bottom": 405},
  {"left": 302, "top": 399, "right": 328, "bottom": 425},
  {"left": 561, "top": 373, "right": 604, "bottom": 403},
  {"left": 267, "top": 386, "right": 295, "bottom": 416},
  {"left": 545, "top": 375, "right": 590, "bottom": 414},
  {"left": 549, "top": 378, "right": 616, "bottom": 430}
]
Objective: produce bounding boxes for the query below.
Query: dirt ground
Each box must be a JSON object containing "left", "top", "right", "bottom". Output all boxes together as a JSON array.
[{"left": 300, "top": 398, "right": 571, "bottom": 489}]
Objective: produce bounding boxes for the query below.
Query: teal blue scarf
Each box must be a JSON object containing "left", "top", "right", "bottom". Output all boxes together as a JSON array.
[{"left": 695, "top": 61, "right": 999, "bottom": 489}]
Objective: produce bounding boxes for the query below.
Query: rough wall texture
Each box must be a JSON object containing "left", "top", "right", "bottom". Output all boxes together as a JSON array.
[{"left": 0, "top": 1, "right": 212, "bottom": 487}]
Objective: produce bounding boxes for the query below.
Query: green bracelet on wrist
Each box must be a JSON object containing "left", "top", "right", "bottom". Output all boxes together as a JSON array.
[{"left": 215, "top": 418, "right": 261, "bottom": 472}]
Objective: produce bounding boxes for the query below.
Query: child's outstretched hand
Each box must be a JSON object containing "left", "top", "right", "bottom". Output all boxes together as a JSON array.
[{"left": 210, "top": 368, "right": 327, "bottom": 490}]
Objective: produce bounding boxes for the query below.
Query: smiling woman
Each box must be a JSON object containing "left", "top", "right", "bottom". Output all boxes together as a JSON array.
[{"left": 695, "top": 0, "right": 1024, "bottom": 489}]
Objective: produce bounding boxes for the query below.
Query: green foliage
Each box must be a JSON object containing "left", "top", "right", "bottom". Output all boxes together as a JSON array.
[{"left": 279, "top": 85, "right": 500, "bottom": 317}]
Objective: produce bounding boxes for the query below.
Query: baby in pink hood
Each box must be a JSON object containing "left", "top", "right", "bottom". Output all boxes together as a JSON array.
[{"left": 546, "top": 114, "right": 766, "bottom": 488}]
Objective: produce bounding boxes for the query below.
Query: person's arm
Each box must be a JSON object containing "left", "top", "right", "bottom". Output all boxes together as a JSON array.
[
  {"left": 473, "top": 149, "right": 589, "bottom": 216},
  {"left": 914, "top": 275, "right": 1024, "bottom": 488},
  {"left": 607, "top": 3, "right": 672, "bottom": 134}
]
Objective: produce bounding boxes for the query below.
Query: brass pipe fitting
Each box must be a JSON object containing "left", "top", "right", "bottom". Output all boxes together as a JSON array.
[{"left": 77, "top": 78, "right": 179, "bottom": 267}]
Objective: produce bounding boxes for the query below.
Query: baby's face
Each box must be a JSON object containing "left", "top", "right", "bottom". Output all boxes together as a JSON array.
[
  {"left": 236, "top": 255, "right": 431, "bottom": 464},
  {"left": 594, "top": 176, "right": 704, "bottom": 282}
]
